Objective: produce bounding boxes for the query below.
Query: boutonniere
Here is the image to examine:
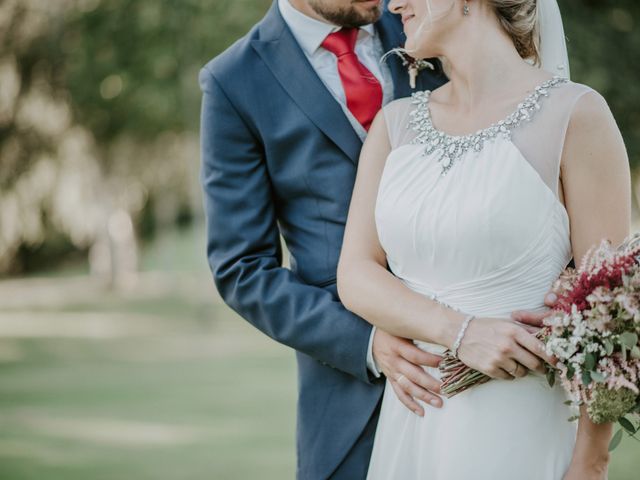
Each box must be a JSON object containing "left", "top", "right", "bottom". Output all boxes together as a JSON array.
[{"left": 384, "top": 47, "right": 434, "bottom": 89}]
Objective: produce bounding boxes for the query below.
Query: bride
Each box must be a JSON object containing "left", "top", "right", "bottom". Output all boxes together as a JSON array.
[{"left": 336, "top": 0, "right": 631, "bottom": 479}]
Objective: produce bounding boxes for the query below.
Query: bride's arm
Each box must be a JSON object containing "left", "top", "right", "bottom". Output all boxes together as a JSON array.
[
  {"left": 338, "top": 109, "right": 557, "bottom": 382},
  {"left": 560, "top": 90, "right": 631, "bottom": 477},
  {"left": 336, "top": 111, "right": 464, "bottom": 348}
]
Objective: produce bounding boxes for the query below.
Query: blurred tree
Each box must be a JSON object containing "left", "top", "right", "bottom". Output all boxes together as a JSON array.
[
  {"left": 561, "top": 0, "right": 640, "bottom": 202},
  {"left": 0, "top": 0, "right": 638, "bottom": 275},
  {"left": 0, "top": 0, "right": 271, "bottom": 275}
]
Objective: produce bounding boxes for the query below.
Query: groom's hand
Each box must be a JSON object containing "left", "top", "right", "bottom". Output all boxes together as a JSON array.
[{"left": 372, "top": 329, "right": 443, "bottom": 417}]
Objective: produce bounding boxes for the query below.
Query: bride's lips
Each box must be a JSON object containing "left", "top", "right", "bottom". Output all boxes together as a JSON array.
[{"left": 401, "top": 14, "right": 415, "bottom": 25}]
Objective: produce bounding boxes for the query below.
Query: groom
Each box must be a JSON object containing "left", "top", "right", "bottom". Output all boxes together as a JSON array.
[{"left": 199, "top": 0, "right": 447, "bottom": 478}]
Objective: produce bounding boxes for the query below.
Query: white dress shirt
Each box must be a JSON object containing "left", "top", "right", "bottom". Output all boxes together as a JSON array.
[
  {"left": 279, "top": 0, "right": 388, "bottom": 377},
  {"left": 278, "top": 0, "right": 394, "bottom": 142}
]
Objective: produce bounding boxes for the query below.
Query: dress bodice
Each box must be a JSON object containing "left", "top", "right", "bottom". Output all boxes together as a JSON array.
[
  {"left": 375, "top": 78, "right": 597, "bottom": 318},
  {"left": 368, "top": 76, "right": 588, "bottom": 480}
]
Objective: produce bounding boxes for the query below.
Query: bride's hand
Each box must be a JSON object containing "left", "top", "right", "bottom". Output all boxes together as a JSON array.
[
  {"left": 456, "top": 317, "right": 558, "bottom": 379},
  {"left": 511, "top": 291, "right": 559, "bottom": 331}
]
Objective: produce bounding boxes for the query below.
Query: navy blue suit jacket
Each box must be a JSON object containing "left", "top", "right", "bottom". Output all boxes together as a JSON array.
[{"left": 199, "top": 1, "right": 447, "bottom": 478}]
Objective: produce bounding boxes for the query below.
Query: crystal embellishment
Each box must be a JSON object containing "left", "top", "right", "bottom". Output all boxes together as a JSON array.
[{"left": 408, "top": 76, "right": 568, "bottom": 177}]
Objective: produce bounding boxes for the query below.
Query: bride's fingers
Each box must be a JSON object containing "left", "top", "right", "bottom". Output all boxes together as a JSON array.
[
  {"left": 518, "top": 323, "right": 542, "bottom": 335},
  {"left": 544, "top": 292, "right": 558, "bottom": 307},
  {"left": 511, "top": 317, "right": 543, "bottom": 334},
  {"left": 511, "top": 346, "right": 546, "bottom": 375},
  {"left": 510, "top": 309, "right": 548, "bottom": 326},
  {"left": 514, "top": 328, "right": 558, "bottom": 366},
  {"left": 503, "top": 360, "right": 529, "bottom": 378},
  {"left": 489, "top": 367, "right": 513, "bottom": 380},
  {"left": 389, "top": 378, "right": 424, "bottom": 417}
]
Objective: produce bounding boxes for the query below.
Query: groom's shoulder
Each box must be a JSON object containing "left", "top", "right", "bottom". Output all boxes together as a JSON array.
[{"left": 200, "top": 24, "right": 262, "bottom": 90}]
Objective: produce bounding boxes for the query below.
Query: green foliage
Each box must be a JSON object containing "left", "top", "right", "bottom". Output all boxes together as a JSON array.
[
  {"left": 0, "top": 0, "right": 638, "bottom": 274},
  {"left": 561, "top": 1, "right": 640, "bottom": 168},
  {"left": 60, "top": 0, "right": 272, "bottom": 146},
  {"left": 610, "top": 428, "right": 624, "bottom": 451},
  {"left": 0, "top": 0, "right": 272, "bottom": 273}
]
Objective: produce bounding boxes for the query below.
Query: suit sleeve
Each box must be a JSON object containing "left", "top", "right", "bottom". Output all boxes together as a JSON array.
[{"left": 199, "top": 67, "right": 378, "bottom": 384}]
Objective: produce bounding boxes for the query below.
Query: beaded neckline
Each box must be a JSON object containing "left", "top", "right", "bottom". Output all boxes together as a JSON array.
[{"left": 408, "top": 75, "right": 568, "bottom": 177}]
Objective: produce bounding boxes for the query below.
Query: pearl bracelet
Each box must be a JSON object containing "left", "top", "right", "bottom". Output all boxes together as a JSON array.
[{"left": 451, "top": 314, "right": 475, "bottom": 358}]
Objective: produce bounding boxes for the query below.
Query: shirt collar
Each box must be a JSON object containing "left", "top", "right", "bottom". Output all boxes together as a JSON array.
[{"left": 278, "top": 0, "right": 375, "bottom": 56}]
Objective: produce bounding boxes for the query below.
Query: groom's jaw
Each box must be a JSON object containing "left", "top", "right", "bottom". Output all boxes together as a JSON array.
[{"left": 307, "top": 0, "right": 384, "bottom": 28}]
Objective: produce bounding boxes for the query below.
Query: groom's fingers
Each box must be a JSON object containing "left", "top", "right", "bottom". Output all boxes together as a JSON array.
[
  {"left": 389, "top": 378, "right": 424, "bottom": 417},
  {"left": 399, "top": 343, "right": 443, "bottom": 368},
  {"left": 398, "top": 359, "right": 442, "bottom": 396},
  {"left": 393, "top": 360, "right": 443, "bottom": 410}
]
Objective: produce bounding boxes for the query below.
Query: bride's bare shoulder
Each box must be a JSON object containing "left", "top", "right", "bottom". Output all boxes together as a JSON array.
[
  {"left": 382, "top": 95, "right": 417, "bottom": 115},
  {"left": 567, "top": 82, "right": 612, "bottom": 119},
  {"left": 565, "top": 82, "right": 619, "bottom": 142},
  {"left": 563, "top": 81, "right": 627, "bottom": 173},
  {"left": 376, "top": 94, "right": 425, "bottom": 149}
]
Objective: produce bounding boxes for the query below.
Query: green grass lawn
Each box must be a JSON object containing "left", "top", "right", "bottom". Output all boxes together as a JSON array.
[
  {"left": 0, "top": 225, "right": 297, "bottom": 479},
  {"left": 0, "top": 224, "right": 638, "bottom": 479},
  {"left": 0, "top": 302, "right": 297, "bottom": 480}
]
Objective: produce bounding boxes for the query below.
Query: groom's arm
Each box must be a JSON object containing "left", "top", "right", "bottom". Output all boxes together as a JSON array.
[{"left": 199, "top": 67, "right": 378, "bottom": 384}]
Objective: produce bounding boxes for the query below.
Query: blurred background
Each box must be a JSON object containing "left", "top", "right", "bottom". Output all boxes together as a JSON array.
[{"left": 0, "top": 0, "right": 638, "bottom": 478}]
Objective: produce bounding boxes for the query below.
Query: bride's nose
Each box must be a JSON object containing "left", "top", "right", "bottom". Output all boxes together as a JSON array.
[{"left": 388, "top": 0, "right": 406, "bottom": 14}]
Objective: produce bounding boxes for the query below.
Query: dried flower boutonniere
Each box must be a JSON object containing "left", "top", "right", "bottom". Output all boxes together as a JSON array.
[{"left": 382, "top": 48, "right": 434, "bottom": 89}]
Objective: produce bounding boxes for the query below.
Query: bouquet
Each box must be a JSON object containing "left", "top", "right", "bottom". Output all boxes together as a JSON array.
[{"left": 438, "top": 234, "right": 640, "bottom": 450}]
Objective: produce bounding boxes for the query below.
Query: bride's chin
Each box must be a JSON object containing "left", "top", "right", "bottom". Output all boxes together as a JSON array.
[
  {"left": 403, "top": 33, "right": 432, "bottom": 58},
  {"left": 405, "top": 41, "right": 432, "bottom": 60}
]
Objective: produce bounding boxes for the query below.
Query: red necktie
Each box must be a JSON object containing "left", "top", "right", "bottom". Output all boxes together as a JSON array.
[{"left": 321, "top": 28, "right": 383, "bottom": 131}]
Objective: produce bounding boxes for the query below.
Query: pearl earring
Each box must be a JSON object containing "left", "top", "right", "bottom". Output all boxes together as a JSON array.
[{"left": 463, "top": 0, "right": 470, "bottom": 15}]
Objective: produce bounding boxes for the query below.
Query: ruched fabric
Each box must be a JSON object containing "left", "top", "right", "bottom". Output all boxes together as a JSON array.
[{"left": 366, "top": 81, "right": 598, "bottom": 480}]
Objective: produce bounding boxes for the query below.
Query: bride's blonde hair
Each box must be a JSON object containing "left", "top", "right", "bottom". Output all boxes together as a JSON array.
[{"left": 488, "top": 0, "right": 541, "bottom": 65}]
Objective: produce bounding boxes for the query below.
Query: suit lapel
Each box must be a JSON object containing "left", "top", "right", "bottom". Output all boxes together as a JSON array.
[
  {"left": 375, "top": 8, "right": 413, "bottom": 99},
  {"left": 252, "top": 2, "right": 363, "bottom": 164},
  {"left": 251, "top": 2, "right": 447, "bottom": 164}
]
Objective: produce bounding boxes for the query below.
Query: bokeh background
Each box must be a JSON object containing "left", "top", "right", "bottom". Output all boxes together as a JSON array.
[{"left": 0, "top": 0, "right": 638, "bottom": 478}]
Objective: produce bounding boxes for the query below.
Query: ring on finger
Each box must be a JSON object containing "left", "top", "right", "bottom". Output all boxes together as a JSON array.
[{"left": 396, "top": 374, "right": 407, "bottom": 384}]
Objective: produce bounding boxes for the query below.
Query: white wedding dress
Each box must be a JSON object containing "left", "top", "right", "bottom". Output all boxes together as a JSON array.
[{"left": 367, "top": 77, "right": 598, "bottom": 480}]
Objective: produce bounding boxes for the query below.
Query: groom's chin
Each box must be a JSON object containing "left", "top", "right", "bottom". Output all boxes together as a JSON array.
[{"left": 350, "top": 0, "right": 384, "bottom": 25}]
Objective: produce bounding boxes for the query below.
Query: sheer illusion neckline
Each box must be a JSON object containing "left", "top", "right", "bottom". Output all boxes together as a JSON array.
[
  {"left": 408, "top": 75, "right": 568, "bottom": 176},
  {"left": 422, "top": 75, "right": 566, "bottom": 139}
]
